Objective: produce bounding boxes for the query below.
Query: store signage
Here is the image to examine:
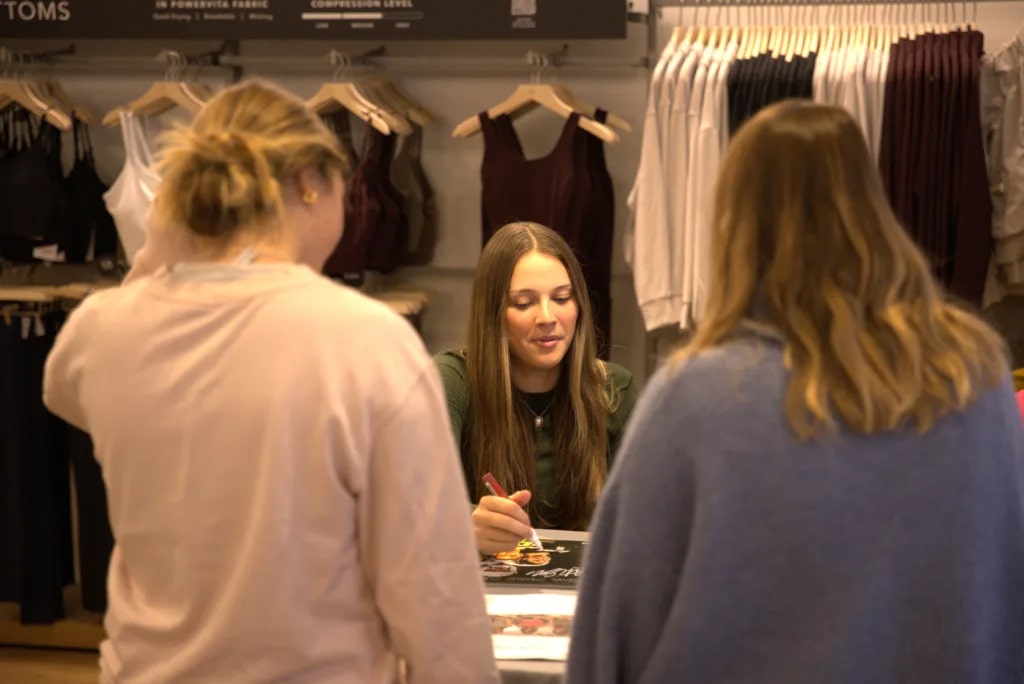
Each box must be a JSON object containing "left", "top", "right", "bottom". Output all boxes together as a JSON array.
[{"left": 0, "top": 0, "right": 627, "bottom": 39}]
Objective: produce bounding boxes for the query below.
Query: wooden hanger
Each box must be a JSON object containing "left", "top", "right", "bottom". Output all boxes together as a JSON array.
[
  {"left": 668, "top": 24, "right": 686, "bottom": 51},
  {"left": 548, "top": 83, "right": 631, "bottom": 133},
  {"left": 708, "top": 23, "right": 722, "bottom": 51},
  {"left": 306, "top": 51, "right": 412, "bottom": 136},
  {"left": 696, "top": 23, "right": 710, "bottom": 46},
  {"left": 40, "top": 79, "right": 93, "bottom": 123},
  {"left": 451, "top": 82, "right": 619, "bottom": 144},
  {"left": 359, "top": 76, "right": 433, "bottom": 127},
  {"left": 0, "top": 49, "right": 72, "bottom": 129},
  {"left": 102, "top": 80, "right": 208, "bottom": 127},
  {"left": 769, "top": 24, "right": 781, "bottom": 55},
  {"left": 743, "top": 24, "right": 759, "bottom": 59},
  {"left": 306, "top": 80, "right": 411, "bottom": 136},
  {"left": 0, "top": 286, "right": 57, "bottom": 303},
  {"left": 0, "top": 79, "right": 72, "bottom": 130},
  {"left": 758, "top": 24, "right": 772, "bottom": 56}
]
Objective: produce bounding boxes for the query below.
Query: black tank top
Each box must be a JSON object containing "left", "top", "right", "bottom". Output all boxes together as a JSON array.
[
  {"left": 63, "top": 118, "right": 119, "bottom": 262},
  {"left": 0, "top": 107, "right": 67, "bottom": 261},
  {"left": 576, "top": 109, "right": 615, "bottom": 359}
]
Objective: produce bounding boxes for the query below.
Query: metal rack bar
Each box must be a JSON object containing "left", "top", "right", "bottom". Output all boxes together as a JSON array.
[
  {"left": 5, "top": 52, "right": 650, "bottom": 75},
  {"left": 651, "top": 0, "right": 1016, "bottom": 5}
]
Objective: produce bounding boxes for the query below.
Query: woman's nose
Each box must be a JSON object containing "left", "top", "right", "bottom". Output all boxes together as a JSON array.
[{"left": 536, "top": 298, "right": 556, "bottom": 322}]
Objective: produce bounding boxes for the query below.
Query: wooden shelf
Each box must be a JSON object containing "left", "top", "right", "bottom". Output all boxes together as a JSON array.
[{"left": 0, "top": 586, "right": 103, "bottom": 652}]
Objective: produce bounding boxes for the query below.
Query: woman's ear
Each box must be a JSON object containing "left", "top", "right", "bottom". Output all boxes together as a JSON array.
[{"left": 294, "top": 164, "right": 325, "bottom": 202}]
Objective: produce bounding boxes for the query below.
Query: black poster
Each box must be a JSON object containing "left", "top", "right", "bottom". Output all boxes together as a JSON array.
[
  {"left": 0, "top": 0, "right": 626, "bottom": 39},
  {"left": 481, "top": 537, "right": 586, "bottom": 589}
]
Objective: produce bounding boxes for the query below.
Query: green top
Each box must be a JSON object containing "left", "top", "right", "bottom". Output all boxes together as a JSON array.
[{"left": 434, "top": 349, "right": 639, "bottom": 529}]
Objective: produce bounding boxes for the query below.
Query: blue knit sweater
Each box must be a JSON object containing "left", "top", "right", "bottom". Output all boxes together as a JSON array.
[{"left": 567, "top": 329, "right": 1024, "bottom": 684}]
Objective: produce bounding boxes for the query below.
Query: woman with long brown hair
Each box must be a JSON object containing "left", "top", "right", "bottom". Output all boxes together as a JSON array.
[
  {"left": 568, "top": 101, "right": 1024, "bottom": 684},
  {"left": 436, "top": 222, "right": 637, "bottom": 554}
]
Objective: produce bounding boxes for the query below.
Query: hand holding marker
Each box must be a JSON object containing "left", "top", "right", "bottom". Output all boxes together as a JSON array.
[{"left": 482, "top": 472, "right": 544, "bottom": 551}]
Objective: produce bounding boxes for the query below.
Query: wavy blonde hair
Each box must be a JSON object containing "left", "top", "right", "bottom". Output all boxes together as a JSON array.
[
  {"left": 465, "top": 222, "right": 617, "bottom": 529},
  {"left": 152, "top": 78, "right": 346, "bottom": 243},
  {"left": 677, "top": 100, "right": 1007, "bottom": 438}
]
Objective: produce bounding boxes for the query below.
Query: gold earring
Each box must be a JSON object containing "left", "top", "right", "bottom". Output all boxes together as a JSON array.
[{"left": 302, "top": 190, "right": 318, "bottom": 205}]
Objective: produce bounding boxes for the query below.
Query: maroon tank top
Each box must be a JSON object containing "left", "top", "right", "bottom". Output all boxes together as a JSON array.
[
  {"left": 322, "top": 119, "right": 409, "bottom": 280},
  {"left": 479, "top": 112, "right": 584, "bottom": 247}
]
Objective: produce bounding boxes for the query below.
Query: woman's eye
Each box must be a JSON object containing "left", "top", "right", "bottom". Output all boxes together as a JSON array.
[
  {"left": 553, "top": 296, "right": 573, "bottom": 305},
  {"left": 511, "top": 301, "right": 533, "bottom": 310}
]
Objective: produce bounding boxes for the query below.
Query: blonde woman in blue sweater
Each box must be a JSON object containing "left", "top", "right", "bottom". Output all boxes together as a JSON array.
[{"left": 568, "top": 101, "right": 1024, "bottom": 684}]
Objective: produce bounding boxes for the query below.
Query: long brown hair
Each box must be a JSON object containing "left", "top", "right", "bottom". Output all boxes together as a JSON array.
[
  {"left": 465, "top": 222, "right": 616, "bottom": 528},
  {"left": 677, "top": 100, "right": 1007, "bottom": 438}
]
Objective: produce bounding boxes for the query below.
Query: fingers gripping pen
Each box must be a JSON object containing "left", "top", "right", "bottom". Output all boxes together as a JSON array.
[{"left": 481, "top": 472, "right": 544, "bottom": 551}]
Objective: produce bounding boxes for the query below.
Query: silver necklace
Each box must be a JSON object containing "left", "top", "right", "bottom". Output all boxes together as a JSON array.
[{"left": 519, "top": 394, "right": 555, "bottom": 430}]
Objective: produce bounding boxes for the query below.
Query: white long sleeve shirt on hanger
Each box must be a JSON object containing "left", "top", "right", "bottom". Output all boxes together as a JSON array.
[
  {"left": 627, "top": 40, "right": 683, "bottom": 330},
  {"left": 813, "top": 48, "right": 831, "bottom": 103},
  {"left": 665, "top": 41, "right": 704, "bottom": 329},
  {"left": 663, "top": 37, "right": 696, "bottom": 244},
  {"left": 814, "top": 41, "right": 887, "bottom": 161},
  {"left": 660, "top": 39, "right": 691, "bottom": 172},
  {"left": 43, "top": 265, "right": 500, "bottom": 684},
  {"left": 680, "top": 45, "right": 712, "bottom": 329},
  {"left": 692, "top": 41, "right": 738, "bottom": 326}
]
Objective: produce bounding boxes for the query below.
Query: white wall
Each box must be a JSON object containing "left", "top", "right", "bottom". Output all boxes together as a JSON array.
[{"left": 6, "top": 3, "right": 1023, "bottom": 381}]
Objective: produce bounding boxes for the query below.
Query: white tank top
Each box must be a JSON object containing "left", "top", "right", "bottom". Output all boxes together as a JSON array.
[{"left": 103, "top": 111, "right": 161, "bottom": 265}]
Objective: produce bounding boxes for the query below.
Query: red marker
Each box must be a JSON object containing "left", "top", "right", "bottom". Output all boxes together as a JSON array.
[{"left": 482, "top": 472, "right": 544, "bottom": 551}]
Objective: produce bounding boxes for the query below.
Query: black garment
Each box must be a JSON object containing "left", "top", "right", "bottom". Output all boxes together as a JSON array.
[
  {"left": 68, "top": 427, "right": 113, "bottom": 613},
  {"left": 0, "top": 107, "right": 68, "bottom": 262},
  {"left": 63, "top": 119, "right": 120, "bottom": 262},
  {"left": 577, "top": 109, "right": 615, "bottom": 360},
  {"left": 0, "top": 309, "right": 74, "bottom": 624},
  {"left": 728, "top": 52, "right": 817, "bottom": 136}
]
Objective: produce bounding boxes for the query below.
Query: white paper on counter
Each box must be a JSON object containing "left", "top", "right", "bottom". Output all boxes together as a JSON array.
[{"left": 486, "top": 593, "right": 577, "bottom": 661}]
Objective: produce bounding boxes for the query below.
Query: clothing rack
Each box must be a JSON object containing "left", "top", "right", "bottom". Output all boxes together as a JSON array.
[{"left": 8, "top": 52, "right": 651, "bottom": 76}]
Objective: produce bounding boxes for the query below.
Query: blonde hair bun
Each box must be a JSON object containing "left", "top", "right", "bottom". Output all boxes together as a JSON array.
[
  {"left": 175, "top": 129, "right": 280, "bottom": 238},
  {"left": 152, "top": 78, "right": 345, "bottom": 241}
]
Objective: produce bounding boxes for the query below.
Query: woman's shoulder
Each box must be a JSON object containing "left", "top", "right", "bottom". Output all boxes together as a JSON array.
[
  {"left": 601, "top": 360, "right": 635, "bottom": 392},
  {"left": 434, "top": 348, "right": 467, "bottom": 369},
  {"left": 434, "top": 348, "right": 469, "bottom": 384},
  {"left": 618, "top": 337, "right": 785, "bottom": 433}
]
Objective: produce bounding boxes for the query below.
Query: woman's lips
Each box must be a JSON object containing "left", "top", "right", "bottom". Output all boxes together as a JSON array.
[{"left": 533, "top": 336, "right": 561, "bottom": 349}]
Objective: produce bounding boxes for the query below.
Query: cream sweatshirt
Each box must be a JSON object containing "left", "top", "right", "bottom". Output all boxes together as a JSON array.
[{"left": 43, "top": 263, "right": 499, "bottom": 684}]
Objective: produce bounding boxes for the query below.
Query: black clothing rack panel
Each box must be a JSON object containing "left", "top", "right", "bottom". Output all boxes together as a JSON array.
[{"left": 0, "top": 0, "right": 628, "bottom": 40}]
